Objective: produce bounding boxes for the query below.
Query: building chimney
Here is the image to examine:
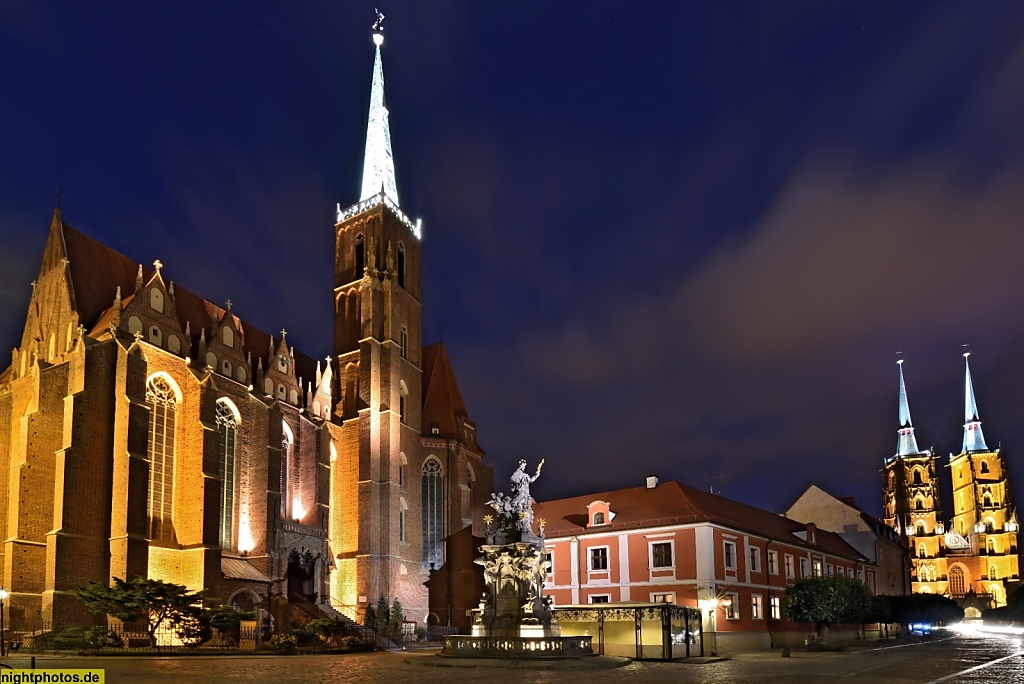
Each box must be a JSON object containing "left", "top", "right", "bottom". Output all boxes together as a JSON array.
[{"left": 646, "top": 475, "right": 659, "bottom": 490}]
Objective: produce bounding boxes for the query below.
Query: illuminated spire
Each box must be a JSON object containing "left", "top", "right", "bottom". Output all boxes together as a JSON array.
[
  {"left": 962, "top": 352, "right": 988, "bottom": 453},
  {"left": 895, "top": 359, "right": 922, "bottom": 458},
  {"left": 359, "top": 13, "right": 399, "bottom": 206}
]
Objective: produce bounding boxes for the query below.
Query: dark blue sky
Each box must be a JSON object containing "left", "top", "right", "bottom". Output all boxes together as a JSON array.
[{"left": 4, "top": 2, "right": 1024, "bottom": 517}]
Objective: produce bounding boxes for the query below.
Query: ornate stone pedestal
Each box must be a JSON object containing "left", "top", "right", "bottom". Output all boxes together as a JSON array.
[{"left": 441, "top": 460, "right": 593, "bottom": 659}]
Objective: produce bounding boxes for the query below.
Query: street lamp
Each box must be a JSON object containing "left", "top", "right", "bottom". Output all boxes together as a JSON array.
[
  {"left": 698, "top": 588, "right": 732, "bottom": 656},
  {"left": 0, "top": 588, "right": 8, "bottom": 657}
]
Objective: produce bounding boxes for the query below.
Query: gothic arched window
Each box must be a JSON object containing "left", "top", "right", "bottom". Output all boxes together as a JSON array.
[
  {"left": 949, "top": 566, "right": 966, "bottom": 596},
  {"left": 917, "top": 543, "right": 926, "bottom": 559},
  {"left": 981, "top": 461, "right": 990, "bottom": 474},
  {"left": 216, "top": 399, "right": 239, "bottom": 549},
  {"left": 422, "top": 458, "right": 444, "bottom": 570},
  {"left": 147, "top": 375, "right": 178, "bottom": 543},
  {"left": 913, "top": 470, "right": 922, "bottom": 485},
  {"left": 916, "top": 524, "right": 924, "bottom": 537},
  {"left": 397, "top": 243, "right": 406, "bottom": 288},
  {"left": 915, "top": 498, "right": 924, "bottom": 511},
  {"left": 280, "top": 422, "right": 300, "bottom": 520},
  {"left": 355, "top": 234, "right": 365, "bottom": 279}
]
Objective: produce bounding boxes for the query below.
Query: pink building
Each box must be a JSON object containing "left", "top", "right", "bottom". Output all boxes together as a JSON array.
[{"left": 535, "top": 477, "right": 880, "bottom": 652}]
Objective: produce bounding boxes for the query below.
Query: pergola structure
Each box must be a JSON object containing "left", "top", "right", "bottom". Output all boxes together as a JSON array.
[{"left": 554, "top": 603, "right": 704, "bottom": 660}]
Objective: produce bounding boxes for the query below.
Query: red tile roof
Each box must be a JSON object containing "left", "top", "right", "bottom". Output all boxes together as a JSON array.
[
  {"left": 61, "top": 219, "right": 319, "bottom": 386},
  {"left": 535, "top": 481, "right": 869, "bottom": 562},
  {"left": 422, "top": 341, "right": 480, "bottom": 448}
]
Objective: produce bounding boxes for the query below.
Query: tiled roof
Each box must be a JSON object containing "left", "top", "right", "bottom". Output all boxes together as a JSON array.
[
  {"left": 61, "top": 220, "right": 319, "bottom": 387},
  {"left": 221, "top": 557, "right": 271, "bottom": 583},
  {"left": 422, "top": 341, "right": 478, "bottom": 446},
  {"left": 535, "top": 481, "right": 869, "bottom": 562}
]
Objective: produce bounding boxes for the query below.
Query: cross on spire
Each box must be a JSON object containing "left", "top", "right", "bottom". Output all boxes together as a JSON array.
[
  {"left": 153, "top": 259, "right": 163, "bottom": 274},
  {"left": 360, "top": 12, "right": 399, "bottom": 206},
  {"left": 894, "top": 355, "right": 922, "bottom": 459},
  {"left": 962, "top": 348, "right": 988, "bottom": 452}
]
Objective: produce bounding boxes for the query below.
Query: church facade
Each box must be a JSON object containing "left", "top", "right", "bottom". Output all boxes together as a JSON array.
[
  {"left": 0, "top": 27, "right": 492, "bottom": 632},
  {"left": 882, "top": 356, "right": 1019, "bottom": 611}
]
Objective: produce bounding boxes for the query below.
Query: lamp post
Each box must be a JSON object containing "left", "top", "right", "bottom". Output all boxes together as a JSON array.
[
  {"left": 0, "top": 588, "right": 8, "bottom": 657},
  {"left": 698, "top": 586, "right": 732, "bottom": 657}
]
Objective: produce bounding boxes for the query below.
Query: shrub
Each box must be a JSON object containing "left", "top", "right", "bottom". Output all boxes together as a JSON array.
[
  {"left": 84, "top": 627, "right": 123, "bottom": 649},
  {"left": 53, "top": 628, "right": 88, "bottom": 650},
  {"left": 268, "top": 634, "right": 297, "bottom": 655}
]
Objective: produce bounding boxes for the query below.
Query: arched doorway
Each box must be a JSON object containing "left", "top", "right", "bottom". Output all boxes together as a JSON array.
[{"left": 286, "top": 549, "right": 316, "bottom": 603}]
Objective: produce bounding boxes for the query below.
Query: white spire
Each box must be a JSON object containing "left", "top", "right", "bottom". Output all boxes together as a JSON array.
[
  {"left": 359, "top": 21, "right": 399, "bottom": 206},
  {"left": 895, "top": 359, "right": 922, "bottom": 458},
  {"left": 962, "top": 352, "right": 988, "bottom": 453}
]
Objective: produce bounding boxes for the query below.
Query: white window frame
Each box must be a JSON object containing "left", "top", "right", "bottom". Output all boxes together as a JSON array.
[
  {"left": 770, "top": 595, "right": 781, "bottom": 619},
  {"left": 784, "top": 553, "right": 794, "bottom": 579},
  {"left": 813, "top": 559, "right": 823, "bottom": 577},
  {"left": 589, "top": 594, "right": 611, "bottom": 604},
  {"left": 825, "top": 563, "right": 833, "bottom": 576},
  {"left": 650, "top": 592, "right": 675, "bottom": 603},
  {"left": 768, "top": 549, "right": 779, "bottom": 575},
  {"left": 649, "top": 540, "right": 674, "bottom": 570},
  {"left": 749, "top": 546, "right": 761, "bottom": 573},
  {"left": 751, "top": 593, "right": 763, "bottom": 620},
  {"left": 589, "top": 545, "right": 610, "bottom": 572},
  {"left": 725, "top": 592, "right": 739, "bottom": 620},
  {"left": 723, "top": 541, "right": 737, "bottom": 570},
  {"left": 800, "top": 558, "right": 809, "bottom": 578},
  {"left": 541, "top": 549, "right": 554, "bottom": 578}
]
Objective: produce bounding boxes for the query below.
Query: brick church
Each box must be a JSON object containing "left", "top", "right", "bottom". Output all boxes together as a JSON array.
[
  {"left": 882, "top": 356, "right": 1020, "bottom": 613},
  {"left": 0, "top": 26, "right": 492, "bottom": 632}
]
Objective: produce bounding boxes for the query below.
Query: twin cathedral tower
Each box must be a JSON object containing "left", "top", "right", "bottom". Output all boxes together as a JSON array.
[
  {"left": 0, "top": 25, "right": 492, "bottom": 631},
  {"left": 883, "top": 355, "right": 1020, "bottom": 610}
]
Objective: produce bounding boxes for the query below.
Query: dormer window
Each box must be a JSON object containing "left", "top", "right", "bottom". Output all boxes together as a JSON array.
[
  {"left": 587, "top": 500, "right": 613, "bottom": 527},
  {"left": 149, "top": 326, "right": 162, "bottom": 347}
]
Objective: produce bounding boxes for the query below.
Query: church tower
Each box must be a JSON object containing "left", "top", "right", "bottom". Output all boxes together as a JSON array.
[
  {"left": 882, "top": 359, "right": 945, "bottom": 593},
  {"left": 328, "top": 20, "right": 428, "bottom": 621},
  {"left": 946, "top": 353, "right": 1019, "bottom": 607}
]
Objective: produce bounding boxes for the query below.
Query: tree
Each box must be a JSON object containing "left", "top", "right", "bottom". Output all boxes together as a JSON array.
[
  {"left": 784, "top": 575, "right": 872, "bottom": 642},
  {"left": 885, "top": 593, "right": 963, "bottom": 628},
  {"left": 209, "top": 605, "right": 256, "bottom": 644},
  {"left": 389, "top": 598, "right": 405, "bottom": 639},
  {"left": 174, "top": 606, "right": 212, "bottom": 647},
  {"left": 375, "top": 595, "right": 390, "bottom": 635},
  {"left": 76, "top": 577, "right": 204, "bottom": 647}
]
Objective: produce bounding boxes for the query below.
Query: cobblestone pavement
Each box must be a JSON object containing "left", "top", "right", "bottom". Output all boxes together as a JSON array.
[{"left": 4, "top": 628, "right": 1023, "bottom": 683}]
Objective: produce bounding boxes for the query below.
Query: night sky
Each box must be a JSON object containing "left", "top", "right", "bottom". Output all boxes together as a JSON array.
[{"left": 4, "top": 2, "right": 1024, "bottom": 519}]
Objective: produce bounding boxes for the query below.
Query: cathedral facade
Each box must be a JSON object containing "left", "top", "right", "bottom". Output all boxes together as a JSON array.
[
  {"left": 882, "top": 356, "right": 1019, "bottom": 611},
  {"left": 0, "top": 27, "right": 492, "bottom": 632}
]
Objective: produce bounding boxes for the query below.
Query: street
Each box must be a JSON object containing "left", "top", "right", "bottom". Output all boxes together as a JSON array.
[{"left": 4, "top": 626, "right": 1022, "bottom": 683}]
